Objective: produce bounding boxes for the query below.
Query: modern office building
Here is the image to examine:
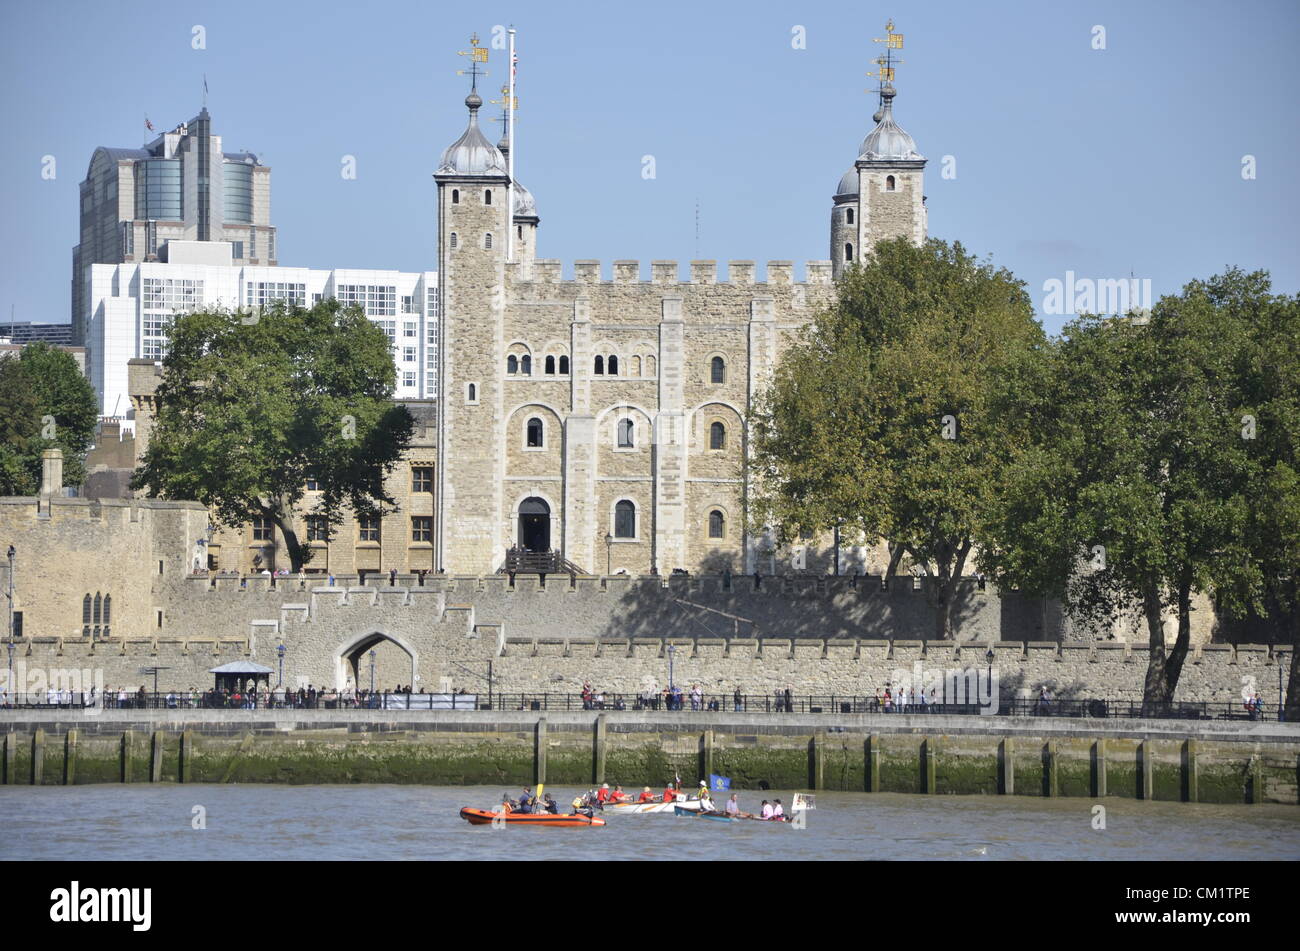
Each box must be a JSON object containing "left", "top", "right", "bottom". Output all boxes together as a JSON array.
[
  {"left": 0, "top": 320, "right": 75, "bottom": 346},
  {"left": 85, "top": 243, "right": 438, "bottom": 415},
  {"left": 72, "top": 108, "right": 276, "bottom": 347}
]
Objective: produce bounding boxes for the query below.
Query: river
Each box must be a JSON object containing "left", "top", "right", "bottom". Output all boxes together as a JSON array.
[{"left": 2, "top": 785, "right": 1297, "bottom": 861}]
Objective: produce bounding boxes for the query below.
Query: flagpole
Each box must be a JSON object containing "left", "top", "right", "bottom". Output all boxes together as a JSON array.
[{"left": 506, "top": 27, "right": 516, "bottom": 263}]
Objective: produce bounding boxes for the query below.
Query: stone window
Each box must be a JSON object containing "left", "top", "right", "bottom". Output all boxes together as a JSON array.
[
  {"left": 608, "top": 355, "right": 619, "bottom": 376},
  {"left": 545, "top": 355, "right": 556, "bottom": 375},
  {"left": 521, "top": 354, "right": 531, "bottom": 376},
  {"left": 709, "top": 510, "right": 725, "bottom": 539},
  {"left": 630, "top": 355, "right": 642, "bottom": 376},
  {"left": 305, "top": 475, "right": 320, "bottom": 491},
  {"left": 412, "top": 467, "right": 433, "bottom": 493},
  {"left": 507, "top": 355, "right": 518, "bottom": 374},
  {"left": 617, "top": 418, "right": 635, "bottom": 449},
  {"left": 847, "top": 207, "right": 855, "bottom": 224},
  {"left": 710, "top": 421, "right": 726, "bottom": 450},
  {"left": 450, "top": 232, "right": 458, "bottom": 249},
  {"left": 484, "top": 233, "right": 493, "bottom": 250},
  {"left": 82, "top": 594, "right": 92, "bottom": 637},
  {"left": 84, "top": 592, "right": 111, "bottom": 639},
  {"left": 466, "top": 383, "right": 478, "bottom": 403},
  {"left": 306, "top": 516, "right": 330, "bottom": 542},
  {"left": 252, "top": 517, "right": 273, "bottom": 541},
  {"left": 483, "top": 189, "right": 492, "bottom": 205},
  {"left": 559, "top": 355, "right": 570, "bottom": 375},
  {"left": 614, "top": 500, "right": 636, "bottom": 539},
  {"left": 358, "top": 515, "right": 381, "bottom": 542},
  {"left": 517, "top": 225, "right": 523, "bottom": 240},
  {"left": 411, "top": 516, "right": 432, "bottom": 542},
  {"left": 526, "top": 417, "right": 544, "bottom": 448},
  {"left": 886, "top": 175, "right": 896, "bottom": 191},
  {"left": 451, "top": 189, "right": 460, "bottom": 204},
  {"left": 594, "top": 355, "right": 604, "bottom": 375},
  {"left": 710, "top": 356, "right": 726, "bottom": 384},
  {"left": 844, "top": 243, "right": 853, "bottom": 262},
  {"left": 646, "top": 355, "right": 656, "bottom": 376}
]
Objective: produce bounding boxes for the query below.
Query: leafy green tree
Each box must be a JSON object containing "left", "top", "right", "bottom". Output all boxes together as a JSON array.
[
  {"left": 131, "top": 300, "right": 415, "bottom": 571},
  {"left": 985, "top": 272, "right": 1261, "bottom": 712},
  {"left": 0, "top": 342, "right": 97, "bottom": 494},
  {"left": 750, "top": 238, "right": 1045, "bottom": 639}
]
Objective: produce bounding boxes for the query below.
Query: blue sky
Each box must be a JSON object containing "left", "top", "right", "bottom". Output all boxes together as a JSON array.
[{"left": 1, "top": 0, "right": 1296, "bottom": 334}]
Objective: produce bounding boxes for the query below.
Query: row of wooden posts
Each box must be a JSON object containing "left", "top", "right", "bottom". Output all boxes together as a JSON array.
[{"left": 544, "top": 718, "right": 1270, "bottom": 803}]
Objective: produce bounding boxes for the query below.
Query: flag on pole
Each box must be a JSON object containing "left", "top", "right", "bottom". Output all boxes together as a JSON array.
[
  {"left": 144, "top": 117, "right": 154, "bottom": 132},
  {"left": 709, "top": 774, "right": 731, "bottom": 792}
]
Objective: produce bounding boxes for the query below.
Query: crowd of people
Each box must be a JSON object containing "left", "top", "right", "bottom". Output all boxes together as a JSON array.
[{"left": 491, "top": 780, "right": 793, "bottom": 820}]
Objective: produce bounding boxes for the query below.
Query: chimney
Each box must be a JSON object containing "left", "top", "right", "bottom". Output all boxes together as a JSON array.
[{"left": 40, "top": 448, "right": 63, "bottom": 497}]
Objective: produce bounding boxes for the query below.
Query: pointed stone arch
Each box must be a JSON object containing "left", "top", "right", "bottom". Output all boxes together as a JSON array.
[{"left": 334, "top": 628, "right": 419, "bottom": 691}]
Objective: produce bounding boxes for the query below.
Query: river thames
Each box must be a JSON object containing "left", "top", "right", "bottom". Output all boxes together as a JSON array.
[{"left": 3, "top": 785, "right": 1298, "bottom": 860}]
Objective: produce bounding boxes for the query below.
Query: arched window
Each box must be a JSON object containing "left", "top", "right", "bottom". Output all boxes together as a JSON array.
[
  {"left": 646, "top": 355, "right": 656, "bottom": 376},
  {"left": 93, "top": 593, "right": 102, "bottom": 625},
  {"left": 710, "top": 421, "right": 726, "bottom": 450},
  {"left": 847, "top": 207, "right": 855, "bottom": 224},
  {"left": 545, "top": 355, "right": 556, "bottom": 375},
  {"left": 507, "top": 354, "right": 518, "bottom": 374},
  {"left": 521, "top": 354, "right": 531, "bottom": 375},
  {"left": 451, "top": 189, "right": 460, "bottom": 204},
  {"left": 614, "top": 500, "right": 635, "bottom": 538},
  {"left": 708, "top": 510, "right": 725, "bottom": 539},
  {"left": 886, "top": 175, "right": 896, "bottom": 191},
  {"left": 526, "top": 417, "right": 544, "bottom": 448},
  {"left": 484, "top": 233, "right": 493, "bottom": 250},
  {"left": 617, "top": 418, "right": 634, "bottom": 448},
  {"left": 559, "top": 355, "right": 570, "bottom": 375},
  {"left": 82, "top": 594, "right": 92, "bottom": 637},
  {"left": 630, "top": 355, "right": 642, "bottom": 376},
  {"left": 450, "top": 233, "right": 458, "bottom": 249},
  {"left": 608, "top": 355, "right": 619, "bottom": 375},
  {"left": 467, "top": 383, "right": 477, "bottom": 402},
  {"left": 484, "top": 189, "right": 492, "bottom": 205},
  {"left": 594, "top": 355, "right": 604, "bottom": 375},
  {"left": 711, "top": 356, "right": 726, "bottom": 383},
  {"left": 844, "top": 243, "right": 853, "bottom": 262},
  {"left": 102, "top": 594, "right": 111, "bottom": 636}
]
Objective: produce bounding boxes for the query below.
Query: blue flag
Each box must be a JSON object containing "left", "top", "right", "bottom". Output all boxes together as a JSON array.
[{"left": 709, "top": 774, "right": 731, "bottom": 791}]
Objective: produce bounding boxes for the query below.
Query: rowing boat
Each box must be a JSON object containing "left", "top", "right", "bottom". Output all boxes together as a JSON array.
[
  {"left": 673, "top": 805, "right": 739, "bottom": 822},
  {"left": 604, "top": 797, "right": 705, "bottom": 815},
  {"left": 459, "top": 807, "right": 606, "bottom": 827}
]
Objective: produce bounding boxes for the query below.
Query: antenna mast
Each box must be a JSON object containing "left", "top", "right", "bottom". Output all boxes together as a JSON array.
[{"left": 508, "top": 28, "right": 517, "bottom": 262}]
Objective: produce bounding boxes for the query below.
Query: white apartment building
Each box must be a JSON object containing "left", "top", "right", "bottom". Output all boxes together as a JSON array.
[{"left": 84, "top": 240, "right": 438, "bottom": 416}]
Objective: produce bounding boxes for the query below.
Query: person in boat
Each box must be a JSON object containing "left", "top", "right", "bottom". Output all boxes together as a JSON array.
[
  {"left": 571, "top": 793, "right": 593, "bottom": 817},
  {"left": 608, "top": 785, "right": 629, "bottom": 803},
  {"left": 759, "top": 800, "right": 773, "bottom": 819},
  {"left": 515, "top": 790, "right": 533, "bottom": 814},
  {"left": 696, "top": 781, "right": 716, "bottom": 812},
  {"left": 724, "top": 794, "right": 740, "bottom": 817},
  {"left": 542, "top": 793, "right": 558, "bottom": 814},
  {"left": 662, "top": 782, "right": 677, "bottom": 803},
  {"left": 770, "top": 799, "right": 785, "bottom": 820},
  {"left": 638, "top": 786, "right": 656, "bottom": 803},
  {"left": 596, "top": 783, "right": 612, "bottom": 804},
  {"left": 499, "top": 794, "right": 515, "bottom": 815}
]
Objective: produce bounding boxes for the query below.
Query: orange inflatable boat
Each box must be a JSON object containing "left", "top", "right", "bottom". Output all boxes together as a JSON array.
[{"left": 459, "top": 807, "right": 606, "bottom": 827}]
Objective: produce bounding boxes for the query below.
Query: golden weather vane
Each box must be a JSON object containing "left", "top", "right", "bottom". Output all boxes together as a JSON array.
[
  {"left": 491, "top": 84, "right": 518, "bottom": 113},
  {"left": 457, "top": 32, "right": 490, "bottom": 89},
  {"left": 866, "top": 20, "right": 905, "bottom": 96}
]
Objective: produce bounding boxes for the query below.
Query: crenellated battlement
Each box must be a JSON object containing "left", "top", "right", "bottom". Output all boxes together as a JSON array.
[{"left": 505, "top": 259, "right": 836, "bottom": 287}]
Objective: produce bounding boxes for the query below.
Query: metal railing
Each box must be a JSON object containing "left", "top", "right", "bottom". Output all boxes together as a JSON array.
[{"left": 0, "top": 691, "right": 1285, "bottom": 721}]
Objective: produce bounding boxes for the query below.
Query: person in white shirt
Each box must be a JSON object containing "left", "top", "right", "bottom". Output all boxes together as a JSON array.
[
  {"left": 760, "top": 800, "right": 773, "bottom": 819},
  {"left": 771, "top": 799, "right": 785, "bottom": 820},
  {"left": 725, "top": 794, "right": 740, "bottom": 816}
]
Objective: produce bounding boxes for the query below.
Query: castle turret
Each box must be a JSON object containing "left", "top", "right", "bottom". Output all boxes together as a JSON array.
[
  {"left": 832, "top": 25, "right": 928, "bottom": 279},
  {"left": 434, "top": 76, "right": 512, "bottom": 572}
]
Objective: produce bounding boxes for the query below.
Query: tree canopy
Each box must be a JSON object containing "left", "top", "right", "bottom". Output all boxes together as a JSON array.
[
  {"left": 131, "top": 299, "right": 415, "bottom": 571},
  {"left": 0, "top": 342, "right": 98, "bottom": 495},
  {"left": 750, "top": 237, "right": 1045, "bottom": 639}
]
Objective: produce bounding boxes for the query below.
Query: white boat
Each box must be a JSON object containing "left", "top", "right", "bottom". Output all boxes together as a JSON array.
[{"left": 603, "top": 795, "right": 705, "bottom": 815}]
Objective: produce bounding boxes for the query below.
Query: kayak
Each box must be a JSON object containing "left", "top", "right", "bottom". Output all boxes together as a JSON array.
[{"left": 459, "top": 808, "right": 605, "bottom": 827}]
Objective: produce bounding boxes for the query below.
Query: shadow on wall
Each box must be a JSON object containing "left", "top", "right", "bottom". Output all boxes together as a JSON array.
[{"left": 595, "top": 572, "right": 1001, "bottom": 641}]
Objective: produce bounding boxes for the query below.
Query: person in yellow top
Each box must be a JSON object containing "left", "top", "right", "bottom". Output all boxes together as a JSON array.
[{"left": 696, "top": 780, "right": 716, "bottom": 813}]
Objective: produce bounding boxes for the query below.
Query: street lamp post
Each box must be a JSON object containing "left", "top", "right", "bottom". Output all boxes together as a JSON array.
[
  {"left": 6, "top": 545, "right": 14, "bottom": 700},
  {"left": 277, "top": 642, "right": 286, "bottom": 688},
  {"left": 604, "top": 532, "right": 613, "bottom": 576},
  {"left": 1278, "top": 648, "right": 1288, "bottom": 722},
  {"left": 668, "top": 644, "right": 677, "bottom": 697},
  {"left": 369, "top": 649, "right": 376, "bottom": 693}
]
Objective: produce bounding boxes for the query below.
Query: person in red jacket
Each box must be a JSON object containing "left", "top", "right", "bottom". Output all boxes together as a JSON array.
[
  {"left": 638, "top": 786, "right": 656, "bottom": 803},
  {"left": 608, "top": 785, "right": 629, "bottom": 803},
  {"left": 596, "top": 783, "right": 611, "bottom": 803},
  {"left": 662, "top": 783, "right": 677, "bottom": 803}
]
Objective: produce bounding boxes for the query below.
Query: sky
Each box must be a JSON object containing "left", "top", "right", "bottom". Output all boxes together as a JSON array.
[{"left": 1, "top": 0, "right": 1297, "bottom": 335}]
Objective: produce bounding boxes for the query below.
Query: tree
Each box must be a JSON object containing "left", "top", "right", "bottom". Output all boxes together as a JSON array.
[
  {"left": 0, "top": 342, "right": 98, "bottom": 495},
  {"left": 131, "top": 300, "right": 415, "bottom": 571},
  {"left": 749, "top": 238, "right": 1045, "bottom": 638},
  {"left": 985, "top": 272, "right": 1261, "bottom": 712}
]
